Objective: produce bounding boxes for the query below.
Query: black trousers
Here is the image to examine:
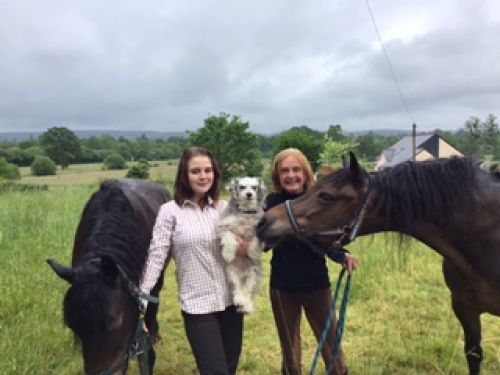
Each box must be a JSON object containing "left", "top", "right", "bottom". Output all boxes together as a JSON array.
[{"left": 182, "top": 305, "right": 244, "bottom": 375}]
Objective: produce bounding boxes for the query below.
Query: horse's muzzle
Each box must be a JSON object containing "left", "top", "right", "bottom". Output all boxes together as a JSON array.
[{"left": 256, "top": 217, "right": 280, "bottom": 247}]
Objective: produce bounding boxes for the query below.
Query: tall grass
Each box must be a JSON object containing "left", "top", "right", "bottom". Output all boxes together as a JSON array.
[{"left": 1, "top": 186, "right": 500, "bottom": 374}]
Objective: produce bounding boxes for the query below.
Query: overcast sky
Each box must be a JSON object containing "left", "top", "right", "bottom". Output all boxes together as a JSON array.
[{"left": 1, "top": 0, "right": 499, "bottom": 135}]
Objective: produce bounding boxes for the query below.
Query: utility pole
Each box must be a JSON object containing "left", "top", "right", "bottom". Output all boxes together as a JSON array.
[{"left": 412, "top": 123, "right": 417, "bottom": 161}]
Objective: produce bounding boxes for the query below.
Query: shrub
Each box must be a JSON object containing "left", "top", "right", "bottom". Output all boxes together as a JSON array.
[
  {"left": 103, "top": 153, "right": 127, "bottom": 170},
  {"left": 31, "top": 156, "right": 57, "bottom": 176},
  {"left": 0, "top": 181, "right": 48, "bottom": 192},
  {"left": 0, "top": 157, "right": 20, "bottom": 180},
  {"left": 126, "top": 160, "right": 150, "bottom": 179}
]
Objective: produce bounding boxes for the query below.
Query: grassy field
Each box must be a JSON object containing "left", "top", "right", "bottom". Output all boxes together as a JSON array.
[
  {"left": 2, "top": 165, "right": 500, "bottom": 374},
  {"left": 18, "top": 161, "right": 179, "bottom": 188}
]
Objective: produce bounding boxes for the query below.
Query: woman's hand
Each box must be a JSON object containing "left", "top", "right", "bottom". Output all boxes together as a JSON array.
[{"left": 343, "top": 253, "right": 359, "bottom": 274}]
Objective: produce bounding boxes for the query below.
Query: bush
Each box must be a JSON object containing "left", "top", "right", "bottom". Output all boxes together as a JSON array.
[
  {"left": 31, "top": 156, "right": 57, "bottom": 176},
  {"left": 0, "top": 181, "right": 48, "bottom": 192},
  {"left": 103, "top": 153, "right": 127, "bottom": 170},
  {"left": 126, "top": 160, "right": 150, "bottom": 179},
  {"left": 0, "top": 157, "right": 20, "bottom": 180}
]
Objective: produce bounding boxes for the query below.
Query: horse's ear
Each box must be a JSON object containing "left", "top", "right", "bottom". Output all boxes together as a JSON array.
[
  {"left": 341, "top": 154, "right": 348, "bottom": 169},
  {"left": 47, "top": 259, "right": 74, "bottom": 284},
  {"left": 100, "top": 256, "right": 120, "bottom": 286},
  {"left": 349, "top": 152, "right": 366, "bottom": 184},
  {"left": 349, "top": 152, "right": 361, "bottom": 175}
]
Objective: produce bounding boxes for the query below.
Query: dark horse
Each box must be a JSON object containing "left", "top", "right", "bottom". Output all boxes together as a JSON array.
[
  {"left": 257, "top": 153, "right": 500, "bottom": 375},
  {"left": 48, "top": 179, "right": 171, "bottom": 375}
]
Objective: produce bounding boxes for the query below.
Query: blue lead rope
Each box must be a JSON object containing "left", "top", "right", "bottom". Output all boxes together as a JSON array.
[{"left": 309, "top": 269, "right": 352, "bottom": 375}]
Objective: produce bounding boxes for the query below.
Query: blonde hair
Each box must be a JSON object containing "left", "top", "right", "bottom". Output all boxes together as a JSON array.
[{"left": 270, "top": 148, "right": 314, "bottom": 193}]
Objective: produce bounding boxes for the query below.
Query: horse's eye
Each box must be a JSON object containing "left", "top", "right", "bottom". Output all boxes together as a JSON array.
[{"left": 318, "top": 192, "right": 335, "bottom": 204}]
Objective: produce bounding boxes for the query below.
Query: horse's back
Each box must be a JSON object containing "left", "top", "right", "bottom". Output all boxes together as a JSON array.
[
  {"left": 72, "top": 179, "right": 171, "bottom": 265},
  {"left": 106, "top": 179, "right": 172, "bottom": 219}
]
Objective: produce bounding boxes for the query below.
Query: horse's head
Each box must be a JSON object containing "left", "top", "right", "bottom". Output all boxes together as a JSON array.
[
  {"left": 48, "top": 256, "right": 139, "bottom": 375},
  {"left": 257, "top": 152, "right": 371, "bottom": 248}
]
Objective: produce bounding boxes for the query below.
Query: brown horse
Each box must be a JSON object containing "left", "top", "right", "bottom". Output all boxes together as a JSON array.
[
  {"left": 48, "top": 179, "right": 171, "bottom": 375},
  {"left": 257, "top": 152, "right": 500, "bottom": 375}
]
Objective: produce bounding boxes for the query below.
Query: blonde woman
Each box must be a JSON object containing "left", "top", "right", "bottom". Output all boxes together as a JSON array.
[{"left": 265, "top": 148, "right": 358, "bottom": 375}]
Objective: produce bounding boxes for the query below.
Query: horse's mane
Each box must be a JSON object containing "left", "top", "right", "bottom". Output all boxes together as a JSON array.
[
  {"left": 371, "top": 156, "right": 479, "bottom": 232},
  {"left": 65, "top": 181, "right": 148, "bottom": 340}
]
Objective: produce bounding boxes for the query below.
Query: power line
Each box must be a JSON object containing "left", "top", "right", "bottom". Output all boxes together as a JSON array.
[{"left": 364, "top": 0, "right": 415, "bottom": 125}]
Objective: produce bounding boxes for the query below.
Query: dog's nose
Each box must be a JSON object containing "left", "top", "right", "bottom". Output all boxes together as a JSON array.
[{"left": 246, "top": 192, "right": 253, "bottom": 199}]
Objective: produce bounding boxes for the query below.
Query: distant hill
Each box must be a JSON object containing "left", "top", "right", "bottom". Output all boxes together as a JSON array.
[
  {"left": 0, "top": 128, "right": 419, "bottom": 142},
  {"left": 0, "top": 130, "right": 188, "bottom": 142},
  {"left": 345, "top": 129, "right": 412, "bottom": 137}
]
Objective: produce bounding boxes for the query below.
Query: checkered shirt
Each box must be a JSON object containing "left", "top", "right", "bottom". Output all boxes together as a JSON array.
[{"left": 140, "top": 199, "right": 231, "bottom": 314}]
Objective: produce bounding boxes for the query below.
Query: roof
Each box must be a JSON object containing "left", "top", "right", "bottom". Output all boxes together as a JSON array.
[{"left": 375, "top": 133, "right": 461, "bottom": 170}]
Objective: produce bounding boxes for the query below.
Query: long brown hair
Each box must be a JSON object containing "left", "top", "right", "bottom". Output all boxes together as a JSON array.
[
  {"left": 174, "top": 147, "right": 222, "bottom": 207},
  {"left": 270, "top": 148, "right": 314, "bottom": 193}
]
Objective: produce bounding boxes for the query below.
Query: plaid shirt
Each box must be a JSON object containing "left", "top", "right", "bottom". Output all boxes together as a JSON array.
[{"left": 140, "top": 198, "right": 231, "bottom": 314}]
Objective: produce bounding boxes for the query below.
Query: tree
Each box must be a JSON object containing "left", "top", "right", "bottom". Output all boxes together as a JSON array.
[
  {"left": 126, "top": 159, "right": 150, "bottom": 179},
  {"left": 103, "top": 153, "right": 127, "bottom": 170},
  {"left": 482, "top": 114, "right": 499, "bottom": 158},
  {"left": 31, "top": 155, "right": 57, "bottom": 176},
  {"left": 326, "top": 124, "right": 346, "bottom": 142},
  {"left": 39, "top": 127, "right": 81, "bottom": 168},
  {"left": 273, "top": 127, "right": 324, "bottom": 170},
  {"left": 189, "top": 113, "right": 263, "bottom": 180},
  {"left": 319, "top": 138, "right": 358, "bottom": 167},
  {"left": 459, "top": 114, "right": 499, "bottom": 159},
  {"left": 0, "top": 157, "right": 20, "bottom": 180}
]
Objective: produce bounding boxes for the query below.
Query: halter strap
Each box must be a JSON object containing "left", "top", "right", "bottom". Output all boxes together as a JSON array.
[
  {"left": 285, "top": 199, "right": 301, "bottom": 234},
  {"left": 284, "top": 176, "right": 375, "bottom": 249}
]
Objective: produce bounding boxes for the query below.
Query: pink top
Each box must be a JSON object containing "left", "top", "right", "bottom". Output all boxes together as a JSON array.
[{"left": 140, "top": 199, "right": 231, "bottom": 314}]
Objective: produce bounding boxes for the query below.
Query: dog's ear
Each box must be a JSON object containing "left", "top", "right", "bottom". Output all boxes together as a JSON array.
[{"left": 226, "top": 178, "right": 236, "bottom": 195}]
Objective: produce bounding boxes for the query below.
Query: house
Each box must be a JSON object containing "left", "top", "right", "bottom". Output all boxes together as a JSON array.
[{"left": 375, "top": 133, "right": 463, "bottom": 171}]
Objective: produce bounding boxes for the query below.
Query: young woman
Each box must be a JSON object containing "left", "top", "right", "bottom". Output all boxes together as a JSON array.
[
  {"left": 140, "top": 147, "right": 245, "bottom": 375},
  {"left": 266, "top": 148, "right": 359, "bottom": 375}
]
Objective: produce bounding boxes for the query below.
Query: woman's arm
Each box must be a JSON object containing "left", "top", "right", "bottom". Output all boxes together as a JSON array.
[{"left": 140, "top": 203, "right": 175, "bottom": 299}]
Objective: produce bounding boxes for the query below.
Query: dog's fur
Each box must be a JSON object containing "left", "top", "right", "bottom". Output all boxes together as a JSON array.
[{"left": 217, "top": 177, "right": 266, "bottom": 313}]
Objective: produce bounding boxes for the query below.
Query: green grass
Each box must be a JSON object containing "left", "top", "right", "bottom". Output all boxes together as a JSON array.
[
  {"left": 18, "top": 161, "right": 178, "bottom": 188},
  {"left": 2, "top": 180, "right": 500, "bottom": 374}
]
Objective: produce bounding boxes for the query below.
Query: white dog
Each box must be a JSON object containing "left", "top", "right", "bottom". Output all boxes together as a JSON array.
[{"left": 217, "top": 177, "right": 266, "bottom": 313}]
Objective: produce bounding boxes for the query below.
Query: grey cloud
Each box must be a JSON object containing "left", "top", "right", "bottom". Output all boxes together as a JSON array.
[{"left": 0, "top": 0, "right": 499, "bottom": 133}]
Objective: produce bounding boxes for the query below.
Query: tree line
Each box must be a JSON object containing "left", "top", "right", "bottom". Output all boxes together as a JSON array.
[{"left": 0, "top": 112, "right": 498, "bottom": 181}]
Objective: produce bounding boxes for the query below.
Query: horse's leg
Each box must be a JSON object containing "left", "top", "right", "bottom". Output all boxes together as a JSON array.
[
  {"left": 144, "top": 267, "right": 168, "bottom": 374},
  {"left": 443, "top": 260, "right": 483, "bottom": 375},
  {"left": 451, "top": 299, "right": 482, "bottom": 375}
]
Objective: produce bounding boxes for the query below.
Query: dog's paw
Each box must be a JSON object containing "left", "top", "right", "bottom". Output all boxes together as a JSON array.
[
  {"left": 233, "top": 291, "right": 243, "bottom": 304},
  {"left": 247, "top": 238, "right": 264, "bottom": 260},
  {"left": 238, "top": 300, "right": 255, "bottom": 314},
  {"left": 221, "top": 245, "right": 236, "bottom": 263}
]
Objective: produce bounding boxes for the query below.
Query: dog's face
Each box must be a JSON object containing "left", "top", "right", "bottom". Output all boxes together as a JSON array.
[{"left": 228, "top": 177, "right": 266, "bottom": 212}]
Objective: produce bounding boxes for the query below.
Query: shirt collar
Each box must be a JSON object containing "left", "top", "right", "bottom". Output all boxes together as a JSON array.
[{"left": 182, "top": 196, "right": 215, "bottom": 208}]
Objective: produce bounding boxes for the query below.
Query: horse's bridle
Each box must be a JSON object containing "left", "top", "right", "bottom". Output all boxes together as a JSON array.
[
  {"left": 83, "top": 257, "right": 159, "bottom": 375},
  {"left": 284, "top": 182, "right": 375, "bottom": 250}
]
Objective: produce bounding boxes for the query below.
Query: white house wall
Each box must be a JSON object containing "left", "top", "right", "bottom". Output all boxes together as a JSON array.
[{"left": 438, "top": 138, "right": 463, "bottom": 158}]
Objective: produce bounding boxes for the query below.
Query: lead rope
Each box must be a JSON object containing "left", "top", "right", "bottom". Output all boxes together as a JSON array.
[
  {"left": 133, "top": 292, "right": 159, "bottom": 375},
  {"left": 309, "top": 269, "right": 352, "bottom": 375}
]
